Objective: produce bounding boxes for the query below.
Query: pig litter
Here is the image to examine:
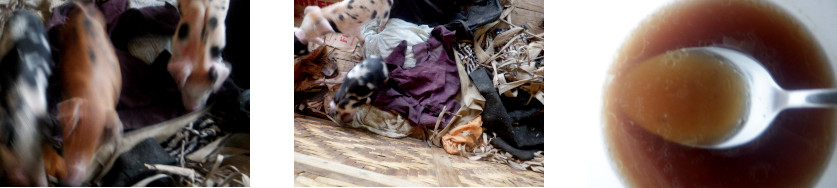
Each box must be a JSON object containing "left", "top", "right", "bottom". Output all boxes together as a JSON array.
[{"left": 1, "top": 0, "right": 249, "bottom": 186}]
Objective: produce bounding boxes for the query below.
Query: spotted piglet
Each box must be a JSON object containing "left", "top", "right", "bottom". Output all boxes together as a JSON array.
[
  {"left": 329, "top": 55, "right": 388, "bottom": 123},
  {"left": 297, "top": 0, "right": 393, "bottom": 44},
  {"left": 295, "top": 5, "right": 335, "bottom": 46},
  {"left": 56, "top": 2, "right": 124, "bottom": 186},
  {"left": 169, "top": 0, "right": 232, "bottom": 111},
  {"left": 0, "top": 10, "right": 54, "bottom": 186}
]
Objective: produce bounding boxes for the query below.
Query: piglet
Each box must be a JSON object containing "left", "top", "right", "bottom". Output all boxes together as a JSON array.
[
  {"left": 298, "top": 0, "right": 393, "bottom": 43},
  {"left": 0, "top": 10, "right": 55, "bottom": 186},
  {"left": 169, "top": 0, "right": 232, "bottom": 111},
  {"left": 329, "top": 55, "right": 388, "bottom": 123},
  {"left": 295, "top": 5, "right": 335, "bottom": 46},
  {"left": 56, "top": 2, "right": 123, "bottom": 186}
]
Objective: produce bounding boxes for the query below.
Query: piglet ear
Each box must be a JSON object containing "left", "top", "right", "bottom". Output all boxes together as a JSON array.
[
  {"left": 167, "top": 60, "right": 192, "bottom": 88},
  {"left": 57, "top": 98, "right": 84, "bottom": 138},
  {"left": 304, "top": 6, "right": 320, "bottom": 15},
  {"left": 210, "top": 61, "right": 231, "bottom": 91}
]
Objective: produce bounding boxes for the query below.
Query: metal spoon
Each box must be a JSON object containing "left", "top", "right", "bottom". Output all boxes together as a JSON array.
[{"left": 670, "top": 47, "right": 837, "bottom": 149}]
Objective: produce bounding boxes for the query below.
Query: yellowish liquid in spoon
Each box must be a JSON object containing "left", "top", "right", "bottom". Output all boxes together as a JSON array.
[{"left": 615, "top": 50, "right": 748, "bottom": 146}]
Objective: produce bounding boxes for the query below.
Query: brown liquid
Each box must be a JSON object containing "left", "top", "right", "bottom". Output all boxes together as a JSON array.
[
  {"left": 616, "top": 50, "right": 747, "bottom": 146},
  {"left": 604, "top": 0, "right": 836, "bottom": 187}
]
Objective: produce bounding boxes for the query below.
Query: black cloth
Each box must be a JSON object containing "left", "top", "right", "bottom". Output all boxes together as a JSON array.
[
  {"left": 389, "top": 0, "right": 462, "bottom": 26},
  {"left": 207, "top": 79, "right": 249, "bottom": 134},
  {"left": 469, "top": 67, "right": 543, "bottom": 160},
  {"left": 390, "top": 0, "right": 502, "bottom": 40},
  {"left": 490, "top": 135, "right": 541, "bottom": 161},
  {"left": 224, "top": 0, "right": 250, "bottom": 89},
  {"left": 101, "top": 138, "right": 176, "bottom": 186},
  {"left": 294, "top": 35, "right": 309, "bottom": 56},
  {"left": 240, "top": 89, "right": 249, "bottom": 114}
]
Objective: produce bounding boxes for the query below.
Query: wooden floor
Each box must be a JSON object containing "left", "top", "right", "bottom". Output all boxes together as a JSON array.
[
  {"left": 510, "top": 0, "right": 545, "bottom": 34},
  {"left": 294, "top": 114, "right": 544, "bottom": 187}
]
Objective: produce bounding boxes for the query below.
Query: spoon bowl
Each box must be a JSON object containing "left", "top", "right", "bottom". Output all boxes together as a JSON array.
[{"left": 666, "top": 47, "right": 837, "bottom": 149}]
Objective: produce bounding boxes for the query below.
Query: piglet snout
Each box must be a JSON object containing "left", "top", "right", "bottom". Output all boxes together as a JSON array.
[
  {"left": 338, "top": 111, "right": 354, "bottom": 123},
  {"left": 327, "top": 101, "right": 354, "bottom": 124},
  {"left": 61, "top": 164, "right": 86, "bottom": 186},
  {"left": 182, "top": 95, "right": 206, "bottom": 112},
  {"left": 328, "top": 101, "right": 337, "bottom": 116}
]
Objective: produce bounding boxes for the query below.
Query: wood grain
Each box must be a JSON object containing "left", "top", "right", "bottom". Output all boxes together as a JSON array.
[
  {"left": 514, "top": 0, "right": 545, "bottom": 13},
  {"left": 431, "top": 149, "right": 463, "bottom": 186},
  {"left": 510, "top": 1, "right": 545, "bottom": 34},
  {"left": 294, "top": 114, "right": 544, "bottom": 186},
  {"left": 294, "top": 153, "right": 429, "bottom": 187}
]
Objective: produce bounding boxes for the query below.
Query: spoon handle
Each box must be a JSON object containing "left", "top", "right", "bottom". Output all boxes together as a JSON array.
[{"left": 786, "top": 89, "right": 837, "bottom": 108}]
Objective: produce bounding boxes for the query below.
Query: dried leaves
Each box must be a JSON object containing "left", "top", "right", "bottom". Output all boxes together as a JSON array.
[
  {"left": 163, "top": 117, "right": 221, "bottom": 160},
  {"left": 294, "top": 45, "right": 338, "bottom": 92},
  {"left": 459, "top": 9, "right": 545, "bottom": 103},
  {"left": 443, "top": 0, "right": 544, "bottom": 173},
  {"left": 148, "top": 135, "right": 249, "bottom": 186},
  {"left": 145, "top": 115, "right": 250, "bottom": 187},
  {"left": 460, "top": 133, "right": 544, "bottom": 173},
  {"left": 85, "top": 109, "right": 208, "bottom": 186}
]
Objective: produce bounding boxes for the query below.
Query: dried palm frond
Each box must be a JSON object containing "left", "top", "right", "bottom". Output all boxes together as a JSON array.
[
  {"left": 162, "top": 116, "right": 221, "bottom": 164},
  {"left": 148, "top": 133, "right": 250, "bottom": 187},
  {"left": 441, "top": 1, "right": 544, "bottom": 172},
  {"left": 458, "top": 23, "right": 544, "bottom": 101},
  {"left": 459, "top": 133, "right": 544, "bottom": 173}
]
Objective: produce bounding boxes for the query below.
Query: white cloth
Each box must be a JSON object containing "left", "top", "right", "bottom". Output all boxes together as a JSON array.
[
  {"left": 127, "top": 34, "right": 172, "bottom": 64},
  {"left": 126, "top": 0, "right": 177, "bottom": 64},
  {"left": 128, "top": 0, "right": 177, "bottom": 9},
  {"left": 361, "top": 18, "right": 432, "bottom": 69}
]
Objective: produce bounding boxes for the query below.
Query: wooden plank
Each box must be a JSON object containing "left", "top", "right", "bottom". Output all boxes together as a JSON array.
[
  {"left": 431, "top": 149, "right": 464, "bottom": 186},
  {"left": 509, "top": 6, "right": 544, "bottom": 34},
  {"left": 294, "top": 153, "right": 430, "bottom": 187},
  {"left": 314, "top": 176, "right": 361, "bottom": 187},
  {"left": 513, "top": 0, "right": 544, "bottom": 13},
  {"left": 295, "top": 175, "right": 335, "bottom": 187}
]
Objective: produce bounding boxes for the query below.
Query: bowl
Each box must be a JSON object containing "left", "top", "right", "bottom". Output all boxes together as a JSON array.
[{"left": 591, "top": 0, "right": 837, "bottom": 187}]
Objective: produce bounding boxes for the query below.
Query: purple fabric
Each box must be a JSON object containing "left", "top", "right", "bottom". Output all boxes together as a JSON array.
[
  {"left": 372, "top": 26, "right": 460, "bottom": 128},
  {"left": 46, "top": 1, "right": 186, "bottom": 130}
]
